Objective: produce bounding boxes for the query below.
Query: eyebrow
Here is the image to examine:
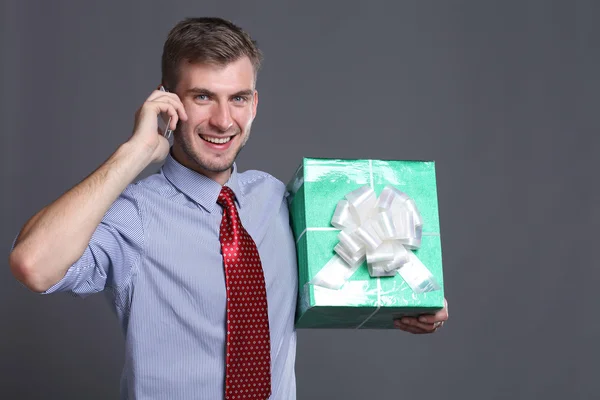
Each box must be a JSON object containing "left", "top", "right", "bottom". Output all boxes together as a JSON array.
[
  {"left": 231, "top": 90, "right": 254, "bottom": 97},
  {"left": 186, "top": 88, "right": 254, "bottom": 98}
]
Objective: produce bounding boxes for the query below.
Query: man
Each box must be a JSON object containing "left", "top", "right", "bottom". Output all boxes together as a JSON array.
[{"left": 9, "top": 17, "right": 448, "bottom": 399}]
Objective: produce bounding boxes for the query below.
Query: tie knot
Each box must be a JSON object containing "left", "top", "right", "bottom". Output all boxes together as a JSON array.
[{"left": 217, "top": 186, "right": 236, "bottom": 209}]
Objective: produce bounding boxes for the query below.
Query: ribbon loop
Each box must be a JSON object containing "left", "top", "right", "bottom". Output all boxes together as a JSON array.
[
  {"left": 355, "top": 220, "right": 383, "bottom": 251},
  {"left": 346, "top": 186, "right": 377, "bottom": 224},
  {"left": 331, "top": 200, "right": 357, "bottom": 230},
  {"left": 366, "top": 241, "right": 394, "bottom": 264},
  {"left": 337, "top": 230, "right": 364, "bottom": 255},
  {"left": 375, "top": 210, "right": 397, "bottom": 239}
]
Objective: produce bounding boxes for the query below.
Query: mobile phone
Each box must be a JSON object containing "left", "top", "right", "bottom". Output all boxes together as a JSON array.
[{"left": 157, "top": 86, "right": 173, "bottom": 139}]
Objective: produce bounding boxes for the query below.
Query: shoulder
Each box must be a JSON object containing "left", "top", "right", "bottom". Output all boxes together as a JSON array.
[
  {"left": 105, "top": 172, "right": 174, "bottom": 218},
  {"left": 237, "top": 170, "right": 292, "bottom": 238},
  {"left": 125, "top": 170, "right": 178, "bottom": 200},
  {"left": 238, "top": 169, "right": 286, "bottom": 199},
  {"left": 238, "top": 170, "right": 289, "bottom": 221}
]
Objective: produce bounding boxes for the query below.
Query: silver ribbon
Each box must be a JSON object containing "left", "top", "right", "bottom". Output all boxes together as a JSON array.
[{"left": 309, "top": 185, "right": 441, "bottom": 294}]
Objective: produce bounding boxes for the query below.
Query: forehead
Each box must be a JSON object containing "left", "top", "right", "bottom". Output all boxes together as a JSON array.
[{"left": 175, "top": 56, "right": 256, "bottom": 93}]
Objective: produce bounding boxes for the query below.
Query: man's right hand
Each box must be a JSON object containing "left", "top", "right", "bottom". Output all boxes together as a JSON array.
[{"left": 128, "top": 88, "right": 188, "bottom": 163}]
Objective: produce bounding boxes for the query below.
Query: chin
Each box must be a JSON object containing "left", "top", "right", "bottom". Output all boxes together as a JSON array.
[
  {"left": 200, "top": 161, "right": 234, "bottom": 173},
  {"left": 191, "top": 153, "right": 235, "bottom": 173}
]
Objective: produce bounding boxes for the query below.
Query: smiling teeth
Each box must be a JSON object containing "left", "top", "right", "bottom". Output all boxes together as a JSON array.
[{"left": 201, "top": 136, "right": 232, "bottom": 144}]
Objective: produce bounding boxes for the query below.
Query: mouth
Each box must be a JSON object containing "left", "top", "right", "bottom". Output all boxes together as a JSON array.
[{"left": 200, "top": 135, "right": 234, "bottom": 144}]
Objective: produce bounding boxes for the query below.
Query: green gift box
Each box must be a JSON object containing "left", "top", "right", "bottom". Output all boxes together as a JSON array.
[{"left": 286, "top": 158, "right": 445, "bottom": 329}]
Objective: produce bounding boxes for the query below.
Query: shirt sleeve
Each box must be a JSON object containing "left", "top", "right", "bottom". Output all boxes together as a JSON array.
[{"left": 34, "top": 185, "right": 144, "bottom": 298}]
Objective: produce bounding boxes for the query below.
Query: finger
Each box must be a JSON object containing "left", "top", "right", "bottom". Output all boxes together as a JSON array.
[
  {"left": 394, "top": 321, "right": 432, "bottom": 334},
  {"left": 394, "top": 321, "right": 421, "bottom": 333},
  {"left": 147, "top": 89, "right": 174, "bottom": 101},
  {"left": 147, "top": 91, "right": 188, "bottom": 121},
  {"left": 401, "top": 317, "right": 438, "bottom": 332},
  {"left": 394, "top": 317, "right": 436, "bottom": 332},
  {"left": 148, "top": 101, "right": 179, "bottom": 131},
  {"left": 150, "top": 96, "right": 187, "bottom": 125},
  {"left": 160, "top": 93, "right": 188, "bottom": 122},
  {"left": 418, "top": 309, "right": 448, "bottom": 325},
  {"left": 445, "top": 298, "right": 448, "bottom": 317}
]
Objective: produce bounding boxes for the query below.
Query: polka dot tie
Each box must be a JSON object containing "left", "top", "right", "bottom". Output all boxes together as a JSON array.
[{"left": 217, "top": 186, "right": 272, "bottom": 400}]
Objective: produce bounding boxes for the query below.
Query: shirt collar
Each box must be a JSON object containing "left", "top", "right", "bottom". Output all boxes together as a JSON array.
[{"left": 161, "top": 151, "right": 244, "bottom": 213}]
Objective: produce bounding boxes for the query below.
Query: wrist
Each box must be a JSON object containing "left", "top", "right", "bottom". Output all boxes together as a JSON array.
[{"left": 115, "top": 141, "right": 154, "bottom": 176}]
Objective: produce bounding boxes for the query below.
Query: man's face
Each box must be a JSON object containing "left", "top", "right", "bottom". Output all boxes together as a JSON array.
[{"left": 172, "top": 56, "right": 258, "bottom": 181}]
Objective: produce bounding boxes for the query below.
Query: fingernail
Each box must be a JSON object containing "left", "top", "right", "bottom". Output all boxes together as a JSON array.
[
  {"left": 419, "top": 316, "right": 428, "bottom": 323},
  {"left": 401, "top": 318, "right": 410, "bottom": 325}
]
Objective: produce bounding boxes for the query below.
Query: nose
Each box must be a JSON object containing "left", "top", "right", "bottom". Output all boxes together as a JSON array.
[{"left": 209, "top": 102, "right": 233, "bottom": 132}]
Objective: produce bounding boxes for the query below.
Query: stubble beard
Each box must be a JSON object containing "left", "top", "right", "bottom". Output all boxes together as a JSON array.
[{"left": 176, "top": 123, "right": 252, "bottom": 174}]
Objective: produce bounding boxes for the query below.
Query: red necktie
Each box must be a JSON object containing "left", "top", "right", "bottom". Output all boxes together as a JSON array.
[{"left": 217, "top": 186, "right": 272, "bottom": 400}]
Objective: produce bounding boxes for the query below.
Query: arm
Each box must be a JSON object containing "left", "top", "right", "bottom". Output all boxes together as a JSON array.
[{"left": 9, "top": 89, "right": 187, "bottom": 293}]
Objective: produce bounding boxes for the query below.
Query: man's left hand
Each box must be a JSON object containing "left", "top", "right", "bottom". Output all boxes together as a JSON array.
[{"left": 394, "top": 298, "right": 448, "bottom": 334}]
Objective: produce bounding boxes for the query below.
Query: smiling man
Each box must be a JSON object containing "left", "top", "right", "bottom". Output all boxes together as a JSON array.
[
  {"left": 170, "top": 58, "right": 258, "bottom": 183},
  {"left": 8, "top": 17, "right": 448, "bottom": 400}
]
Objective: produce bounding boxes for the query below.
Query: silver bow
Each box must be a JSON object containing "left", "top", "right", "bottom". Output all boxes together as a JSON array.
[{"left": 309, "top": 185, "right": 440, "bottom": 293}]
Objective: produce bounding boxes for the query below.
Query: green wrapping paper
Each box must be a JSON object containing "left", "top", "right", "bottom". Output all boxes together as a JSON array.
[{"left": 286, "top": 158, "right": 445, "bottom": 329}]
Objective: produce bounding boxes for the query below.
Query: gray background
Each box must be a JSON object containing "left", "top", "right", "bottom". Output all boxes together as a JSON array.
[{"left": 2, "top": 0, "right": 598, "bottom": 399}]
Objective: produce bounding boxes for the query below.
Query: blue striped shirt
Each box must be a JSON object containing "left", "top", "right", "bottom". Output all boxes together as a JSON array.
[{"left": 35, "top": 153, "right": 298, "bottom": 399}]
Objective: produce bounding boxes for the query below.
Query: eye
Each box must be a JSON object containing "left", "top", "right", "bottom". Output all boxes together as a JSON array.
[
  {"left": 195, "top": 94, "right": 209, "bottom": 101},
  {"left": 233, "top": 96, "right": 248, "bottom": 103}
]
